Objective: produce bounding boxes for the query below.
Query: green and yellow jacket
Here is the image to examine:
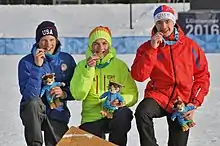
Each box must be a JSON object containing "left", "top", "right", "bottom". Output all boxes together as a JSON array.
[{"left": 70, "top": 47, "right": 138, "bottom": 124}]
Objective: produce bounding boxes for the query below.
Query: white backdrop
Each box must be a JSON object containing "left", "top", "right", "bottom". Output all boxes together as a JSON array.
[{"left": 0, "top": 4, "right": 189, "bottom": 38}]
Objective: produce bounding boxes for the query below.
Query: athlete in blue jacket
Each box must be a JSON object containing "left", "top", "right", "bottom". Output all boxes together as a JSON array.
[{"left": 18, "top": 21, "right": 76, "bottom": 146}]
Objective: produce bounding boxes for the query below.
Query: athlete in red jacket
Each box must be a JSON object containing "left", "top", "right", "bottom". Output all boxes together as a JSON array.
[{"left": 131, "top": 5, "right": 210, "bottom": 146}]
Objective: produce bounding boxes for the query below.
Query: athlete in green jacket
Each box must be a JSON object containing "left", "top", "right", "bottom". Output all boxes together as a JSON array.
[{"left": 70, "top": 26, "right": 138, "bottom": 146}]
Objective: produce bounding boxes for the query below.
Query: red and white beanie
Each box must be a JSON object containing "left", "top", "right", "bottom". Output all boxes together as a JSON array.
[{"left": 153, "top": 5, "right": 176, "bottom": 24}]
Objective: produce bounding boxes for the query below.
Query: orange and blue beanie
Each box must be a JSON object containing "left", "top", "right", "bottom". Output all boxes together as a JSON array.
[
  {"left": 88, "top": 26, "right": 112, "bottom": 49},
  {"left": 153, "top": 5, "right": 176, "bottom": 24}
]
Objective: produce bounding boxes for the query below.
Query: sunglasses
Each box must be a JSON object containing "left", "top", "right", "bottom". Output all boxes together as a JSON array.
[{"left": 42, "top": 74, "right": 55, "bottom": 80}]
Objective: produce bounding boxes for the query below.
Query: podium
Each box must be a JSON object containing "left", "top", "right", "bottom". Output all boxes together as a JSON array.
[{"left": 57, "top": 126, "right": 117, "bottom": 146}]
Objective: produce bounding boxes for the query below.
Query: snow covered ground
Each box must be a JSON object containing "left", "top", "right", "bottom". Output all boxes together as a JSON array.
[
  {"left": 0, "top": 3, "right": 219, "bottom": 146},
  {"left": 0, "top": 54, "right": 219, "bottom": 146}
]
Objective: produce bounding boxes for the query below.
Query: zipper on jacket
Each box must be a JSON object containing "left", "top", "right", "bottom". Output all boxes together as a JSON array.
[
  {"left": 99, "top": 59, "right": 104, "bottom": 110},
  {"left": 96, "top": 75, "right": 98, "bottom": 94},
  {"left": 100, "top": 69, "right": 103, "bottom": 92},
  {"left": 48, "top": 59, "right": 54, "bottom": 74},
  {"left": 104, "top": 75, "right": 106, "bottom": 91},
  {"left": 100, "top": 59, "right": 103, "bottom": 93},
  {"left": 165, "top": 45, "right": 177, "bottom": 109}
]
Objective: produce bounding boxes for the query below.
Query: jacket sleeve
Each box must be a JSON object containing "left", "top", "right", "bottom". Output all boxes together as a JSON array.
[
  {"left": 70, "top": 60, "right": 95, "bottom": 101},
  {"left": 100, "top": 92, "right": 108, "bottom": 99},
  {"left": 18, "top": 59, "right": 43, "bottom": 100},
  {"left": 61, "top": 54, "right": 77, "bottom": 100},
  {"left": 117, "top": 94, "right": 125, "bottom": 103},
  {"left": 54, "top": 82, "right": 62, "bottom": 87},
  {"left": 131, "top": 41, "right": 158, "bottom": 82},
  {"left": 40, "top": 87, "right": 46, "bottom": 97},
  {"left": 119, "top": 61, "right": 138, "bottom": 107},
  {"left": 171, "top": 112, "right": 177, "bottom": 121},
  {"left": 189, "top": 42, "right": 210, "bottom": 107}
]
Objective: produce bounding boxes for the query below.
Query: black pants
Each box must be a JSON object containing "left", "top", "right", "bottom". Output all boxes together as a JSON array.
[
  {"left": 79, "top": 106, "right": 133, "bottom": 146},
  {"left": 20, "top": 98, "right": 68, "bottom": 146},
  {"left": 135, "top": 98, "right": 189, "bottom": 146}
]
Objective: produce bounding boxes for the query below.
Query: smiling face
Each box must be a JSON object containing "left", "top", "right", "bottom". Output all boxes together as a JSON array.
[
  {"left": 177, "top": 104, "right": 184, "bottom": 112},
  {"left": 155, "top": 19, "right": 174, "bottom": 37},
  {"left": 109, "top": 85, "right": 120, "bottom": 94},
  {"left": 173, "top": 100, "right": 185, "bottom": 112},
  {"left": 42, "top": 74, "right": 55, "bottom": 85},
  {"left": 91, "top": 38, "right": 110, "bottom": 58},
  {"left": 38, "top": 35, "right": 57, "bottom": 54},
  {"left": 45, "top": 78, "right": 54, "bottom": 85}
]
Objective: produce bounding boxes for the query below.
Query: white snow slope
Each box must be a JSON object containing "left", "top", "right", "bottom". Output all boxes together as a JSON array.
[{"left": 0, "top": 54, "right": 219, "bottom": 146}]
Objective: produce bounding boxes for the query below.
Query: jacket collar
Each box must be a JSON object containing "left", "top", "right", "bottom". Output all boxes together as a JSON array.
[
  {"left": 31, "top": 42, "right": 61, "bottom": 62},
  {"left": 151, "top": 24, "right": 185, "bottom": 46}
]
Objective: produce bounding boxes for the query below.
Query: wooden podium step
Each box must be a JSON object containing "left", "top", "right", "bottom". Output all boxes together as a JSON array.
[{"left": 56, "top": 126, "right": 117, "bottom": 146}]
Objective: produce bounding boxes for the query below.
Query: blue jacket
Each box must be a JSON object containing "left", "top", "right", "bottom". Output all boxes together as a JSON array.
[
  {"left": 171, "top": 106, "right": 195, "bottom": 126},
  {"left": 100, "top": 91, "right": 124, "bottom": 111},
  {"left": 40, "top": 81, "right": 63, "bottom": 105},
  {"left": 18, "top": 43, "right": 76, "bottom": 124}
]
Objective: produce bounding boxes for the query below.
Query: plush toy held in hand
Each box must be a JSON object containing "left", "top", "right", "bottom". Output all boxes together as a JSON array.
[
  {"left": 171, "top": 97, "right": 196, "bottom": 131},
  {"left": 100, "top": 81, "right": 125, "bottom": 119},
  {"left": 40, "top": 73, "right": 65, "bottom": 110}
]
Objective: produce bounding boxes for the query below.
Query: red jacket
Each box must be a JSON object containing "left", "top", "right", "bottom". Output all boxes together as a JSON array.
[{"left": 131, "top": 25, "right": 210, "bottom": 113}]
